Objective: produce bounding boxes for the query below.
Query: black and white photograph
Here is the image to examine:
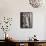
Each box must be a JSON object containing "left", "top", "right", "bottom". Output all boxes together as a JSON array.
[{"left": 20, "top": 12, "right": 33, "bottom": 28}]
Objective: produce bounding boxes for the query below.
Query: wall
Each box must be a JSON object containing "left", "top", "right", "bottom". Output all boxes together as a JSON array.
[{"left": 0, "top": 0, "right": 46, "bottom": 40}]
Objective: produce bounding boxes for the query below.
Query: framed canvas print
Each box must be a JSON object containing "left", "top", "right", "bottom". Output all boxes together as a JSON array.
[{"left": 20, "top": 12, "right": 33, "bottom": 28}]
